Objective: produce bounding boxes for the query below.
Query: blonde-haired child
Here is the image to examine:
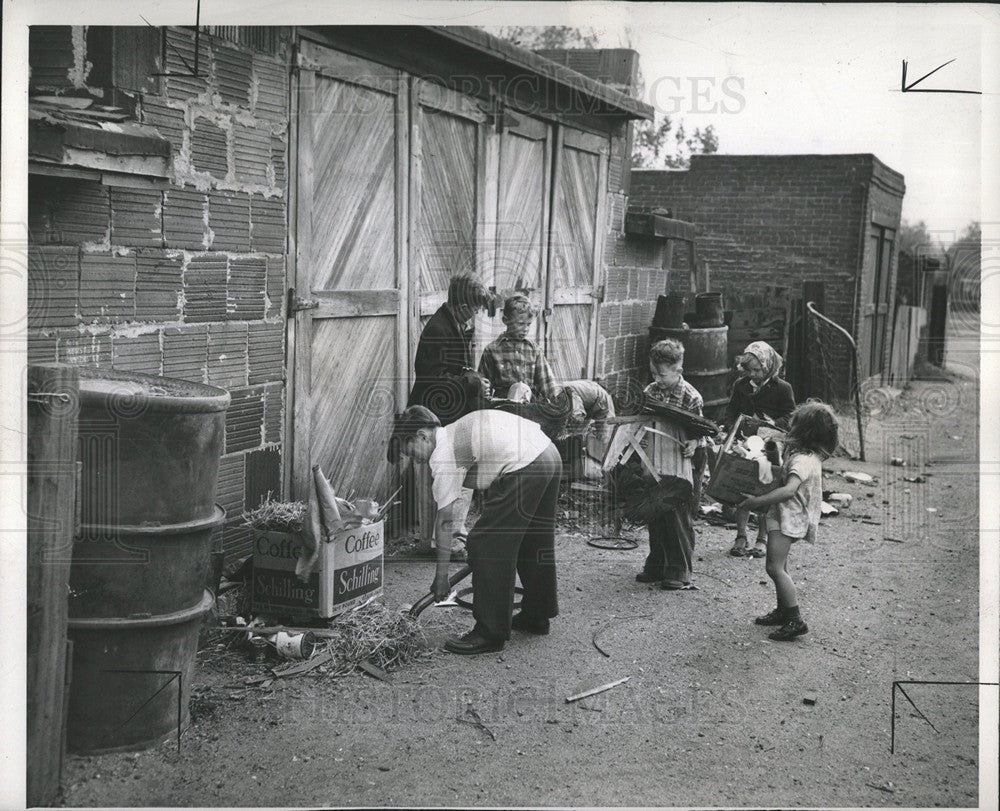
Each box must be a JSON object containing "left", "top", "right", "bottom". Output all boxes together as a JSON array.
[{"left": 737, "top": 401, "right": 838, "bottom": 640}]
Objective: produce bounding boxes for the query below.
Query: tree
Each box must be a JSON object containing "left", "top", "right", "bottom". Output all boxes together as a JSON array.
[
  {"left": 490, "top": 26, "right": 721, "bottom": 170},
  {"left": 631, "top": 116, "right": 718, "bottom": 169},
  {"left": 493, "top": 26, "right": 599, "bottom": 50},
  {"left": 897, "top": 219, "right": 942, "bottom": 259}
]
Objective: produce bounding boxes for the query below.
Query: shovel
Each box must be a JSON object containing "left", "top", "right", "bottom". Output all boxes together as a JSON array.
[{"left": 408, "top": 564, "right": 473, "bottom": 618}]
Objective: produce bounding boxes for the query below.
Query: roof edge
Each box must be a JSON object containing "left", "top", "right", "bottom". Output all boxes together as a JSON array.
[{"left": 427, "top": 27, "right": 654, "bottom": 121}]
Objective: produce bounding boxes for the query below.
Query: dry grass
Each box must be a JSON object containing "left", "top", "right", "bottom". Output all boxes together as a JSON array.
[
  {"left": 319, "top": 600, "right": 431, "bottom": 675},
  {"left": 242, "top": 494, "right": 308, "bottom": 531}
]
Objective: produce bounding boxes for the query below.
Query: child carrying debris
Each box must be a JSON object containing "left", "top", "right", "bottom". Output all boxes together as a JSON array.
[
  {"left": 737, "top": 401, "right": 838, "bottom": 641},
  {"left": 723, "top": 341, "right": 796, "bottom": 558},
  {"left": 478, "top": 294, "right": 561, "bottom": 403},
  {"left": 636, "top": 338, "right": 703, "bottom": 590}
]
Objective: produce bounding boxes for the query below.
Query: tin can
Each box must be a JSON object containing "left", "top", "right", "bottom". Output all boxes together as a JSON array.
[
  {"left": 274, "top": 631, "right": 316, "bottom": 660},
  {"left": 249, "top": 636, "right": 269, "bottom": 663}
]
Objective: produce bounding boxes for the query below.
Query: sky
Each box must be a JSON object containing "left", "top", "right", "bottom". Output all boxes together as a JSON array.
[{"left": 486, "top": 3, "right": 997, "bottom": 243}]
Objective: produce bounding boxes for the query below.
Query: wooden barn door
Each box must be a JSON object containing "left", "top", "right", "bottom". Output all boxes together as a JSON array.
[
  {"left": 492, "top": 115, "right": 552, "bottom": 349},
  {"left": 546, "top": 127, "right": 608, "bottom": 381},
  {"left": 291, "top": 41, "right": 408, "bottom": 500},
  {"left": 410, "top": 81, "right": 489, "bottom": 361}
]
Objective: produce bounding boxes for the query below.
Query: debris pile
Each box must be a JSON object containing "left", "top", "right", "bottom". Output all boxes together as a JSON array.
[{"left": 317, "top": 600, "right": 428, "bottom": 676}]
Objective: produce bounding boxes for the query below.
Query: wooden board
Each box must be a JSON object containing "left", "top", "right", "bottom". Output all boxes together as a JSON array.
[{"left": 27, "top": 364, "right": 79, "bottom": 807}]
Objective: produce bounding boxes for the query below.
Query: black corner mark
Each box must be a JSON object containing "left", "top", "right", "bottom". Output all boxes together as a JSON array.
[
  {"left": 145, "top": 0, "right": 203, "bottom": 78},
  {"left": 901, "top": 59, "right": 981, "bottom": 95}
]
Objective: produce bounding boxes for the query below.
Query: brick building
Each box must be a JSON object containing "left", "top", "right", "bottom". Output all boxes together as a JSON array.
[
  {"left": 631, "top": 155, "right": 906, "bottom": 402},
  {"left": 26, "top": 25, "right": 697, "bottom": 556}
]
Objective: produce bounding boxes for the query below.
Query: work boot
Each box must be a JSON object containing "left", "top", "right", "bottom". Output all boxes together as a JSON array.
[{"left": 754, "top": 608, "right": 786, "bottom": 626}]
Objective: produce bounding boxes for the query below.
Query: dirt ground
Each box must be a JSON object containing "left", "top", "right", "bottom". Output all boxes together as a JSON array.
[{"left": 57, "top": 336, "right": 986, "bottom": 808}]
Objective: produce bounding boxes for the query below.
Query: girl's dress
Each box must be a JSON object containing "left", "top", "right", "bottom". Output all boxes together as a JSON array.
[{"left": 767, "top": 450, "right": 823, "bottom": 542}]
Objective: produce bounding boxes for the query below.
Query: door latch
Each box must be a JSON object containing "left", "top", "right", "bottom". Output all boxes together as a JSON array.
[{"left": 288, "top": 288, "right": 319, "bottom": 316}]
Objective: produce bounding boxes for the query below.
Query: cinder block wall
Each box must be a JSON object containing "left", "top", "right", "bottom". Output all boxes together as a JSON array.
[
  {"left": 27, "top": 26, "right": 292, "bottom": 556},
  {"left": 629, "top": 154, "right": 904, "bottom": 399},
  {"left": 596, "top": 124, "right": 668, "bottom": 411}
]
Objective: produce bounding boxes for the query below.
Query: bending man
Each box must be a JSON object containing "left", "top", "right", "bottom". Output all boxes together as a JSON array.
[{"left": 391, "top": 405, "right": 561, "bottom": 655}]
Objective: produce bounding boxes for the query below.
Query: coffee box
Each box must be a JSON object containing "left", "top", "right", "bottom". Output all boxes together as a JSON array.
[{"left": 251, "top": 520, "right": 384, "bottom": 618}]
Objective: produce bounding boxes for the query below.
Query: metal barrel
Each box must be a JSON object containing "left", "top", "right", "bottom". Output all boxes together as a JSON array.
[
  {"left": 70, "top": 506, "right": 225, "bottom": 618},
  {"left": 68, "top": 369, "right": 229, "bottom": 754},
  {"left": 66, "top": 591, "right": 213, "bottom": 754},
  {"left": 77, "top": 367, "right": 230, "bottom": 526},
  {"left": 693, "top": 292, "right": 725, "bottom": 327},
  {"left": 652, "top": 293, "right": 687, "bottom": 329}
]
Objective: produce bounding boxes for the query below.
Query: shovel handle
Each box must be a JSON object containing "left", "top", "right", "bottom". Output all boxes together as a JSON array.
[{"left": 408, "top": 564, "right": 473, "bottom": 618}]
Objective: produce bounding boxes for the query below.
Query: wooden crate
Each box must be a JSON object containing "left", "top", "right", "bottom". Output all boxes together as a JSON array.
[{"left": 706, "top": 451, "right": 783, "bottom": 505}]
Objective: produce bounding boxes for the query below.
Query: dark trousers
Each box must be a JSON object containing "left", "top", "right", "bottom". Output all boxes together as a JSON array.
[
  {"left": 644, "top": 507, "right": 695, "bottom": 584},
  {"left": 465, "top": 443, "right": 561, "bottom": 640}
]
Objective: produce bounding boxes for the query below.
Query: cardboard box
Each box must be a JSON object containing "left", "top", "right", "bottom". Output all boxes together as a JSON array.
[
  {"left": 706, "top": 452, "right": 783, "bottom": 506},
  {"left": 251, "top": 521, "right": 384, "bottom": 618}
]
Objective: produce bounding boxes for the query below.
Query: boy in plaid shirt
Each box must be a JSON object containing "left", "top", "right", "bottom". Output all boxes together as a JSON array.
[
  {"left": 478, "top": 294, "right": 561, "bottom": 403},
  {"left": 636, "top": 338, "right": 703, "bottom": 590}
]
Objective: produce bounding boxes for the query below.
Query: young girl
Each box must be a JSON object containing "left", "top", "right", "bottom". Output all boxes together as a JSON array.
[
  {"left": 737, "top": 402, "right": 838, "bottom": 641},
  {"left": 724, "top": 341, "right": 796, "bottom": 558}
]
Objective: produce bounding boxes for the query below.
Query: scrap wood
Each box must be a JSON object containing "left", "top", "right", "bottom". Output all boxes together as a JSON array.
[
  {"left": 865, "top": 782, "right": 896, "bottom": 794},
  {"left": 214, "top": 625, "right": 342, "bottom": 637},
  {"left": 357, "top": 660, "right": 394, "bottom": 683},
  {"left": 566, "top": 676, "right": 630, "bottom": 703},
  {"left": 592, "top": 614, "right": 653, "bottom": 657},
  {"left": 270, "top": 651, "right": 333, "bottom": 678},
  {"left": 458, "top": 708, "right": 496, "bottom": 741}
]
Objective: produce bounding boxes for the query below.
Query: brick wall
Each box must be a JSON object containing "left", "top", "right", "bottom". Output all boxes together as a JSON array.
[
  {"left": 629, "top": 154, "right": 904, "bottom": 401},
  {"left": 27, "top": 26, "right": 293, "bottom": 558}
]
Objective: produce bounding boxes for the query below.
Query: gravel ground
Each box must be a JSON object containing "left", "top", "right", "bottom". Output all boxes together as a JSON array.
[{"left": 54, "top": 364, "right": 988, "bottom": 809}]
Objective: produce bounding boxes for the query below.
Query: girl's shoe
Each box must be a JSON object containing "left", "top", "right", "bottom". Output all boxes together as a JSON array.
[
  {"left": 729, "top": 535, "right": 750, "bottom": 557},
  {"left": 768, "top": 618, "right": 808, "bottom": 640},
  {"left": 749, "top": 544, "right": 767, "bottom": 558},
  {"left": 754, "top": 608, "right": 786, "bottom": 626}
]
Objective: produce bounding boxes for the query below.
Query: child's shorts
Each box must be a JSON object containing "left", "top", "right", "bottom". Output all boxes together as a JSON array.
[{"left": 765, "top": 512, "right": 802, "bottom": 542}]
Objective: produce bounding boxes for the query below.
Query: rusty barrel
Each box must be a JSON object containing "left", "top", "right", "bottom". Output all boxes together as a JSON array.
[
  {"left": 76, "top": 367, "right": 229, "bottom": 526},
  {"left": 66, "top": 591, "right": 214, "bottom": 753},
  {"left": 649, "top": 324, "right": 731, "bottom": 419},
  {"left": 67, "top": 369, "right": 229, "bottom": 753}
]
